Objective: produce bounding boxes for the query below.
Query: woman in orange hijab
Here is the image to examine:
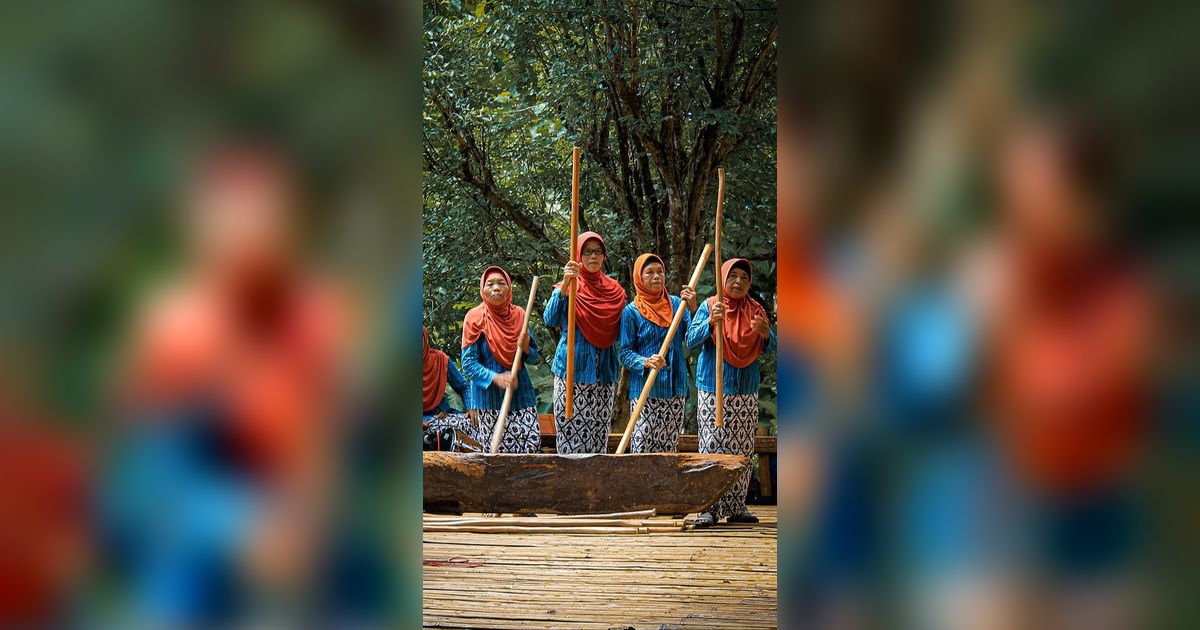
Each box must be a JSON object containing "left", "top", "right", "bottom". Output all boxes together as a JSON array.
[
  {"left": 543, "top": 232, "right": 626, "bottom": 453},
  {"left": 618, "top": 253, "right": 697, "bottom": 452},
  {"left": 686, "top": 258, "right": 775, "bottom": 525},
  {"left": 423, "top": 326, "right": 472, "bottom": 448},
  {"left": 459, "top": 266, "right": 542, "bottom": 453}
]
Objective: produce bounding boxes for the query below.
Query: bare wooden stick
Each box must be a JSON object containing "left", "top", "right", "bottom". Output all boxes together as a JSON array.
[
  {"left": 424, "top": 509, "right": 657, "bottom": 520},
  {"left": 423, "top": 525, "right": 656, "bottom": 535},
  {"left": 545, "top": 509, "right": 656, "bottom": 519},
  {"left": 565, "top": 147, "right": 581, "bottom": 419},
  {"left": 714, "top": 167, "right": 726, "bottom": 427},
  {"left": 423, "top": 518, "right": 684, "bottom": 528},
  {"left": 490, "top": 276, "right": 540, "bottom": 453},
  {"left": 615, "top": 243, "right": 713, "bottom": 454}
]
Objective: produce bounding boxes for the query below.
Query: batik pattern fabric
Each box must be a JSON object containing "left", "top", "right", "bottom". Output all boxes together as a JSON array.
[
  {"left": 698, "top": 391, "right": 759, "bottom": 519},
  {"left": 553, "top": 376, "right": 615, "bottom": 454},
  {"left": 475, "top": 406, "right": 541, "bottom": 454},
  {"left": 628, "top": 396, "right": 686, "bottom": 453},
  {"left": 424, "top": 412, "right": 480, "bottom": 452}
]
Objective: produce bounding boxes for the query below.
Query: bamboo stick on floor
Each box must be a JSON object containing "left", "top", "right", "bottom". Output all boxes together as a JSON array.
[
  {"left": 543, "top": 509, "right": 657, "bottom": 519},
  {"left": 423, "top": 509, "right": 658, "bottom": 520},
  {"left": 423, "top": 525, "right": 657, "bottom": 535},
  {"left": 424, "top": 518, "right": 684, "bottom": 528}
]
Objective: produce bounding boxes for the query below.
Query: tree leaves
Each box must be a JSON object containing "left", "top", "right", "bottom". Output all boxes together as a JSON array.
[{"left": 424, "top": 0, "right": 778, "bottom": 424}]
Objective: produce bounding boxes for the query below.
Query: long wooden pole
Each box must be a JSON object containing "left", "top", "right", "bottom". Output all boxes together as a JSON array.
[
  {"left": 714, "top": 167, "right": 726, "bottom": 427},
  {"left": 425, "top": 509, "right": 657, "bottom": 520},
  {"left": 423, "top": 525, "right": 655, "bottom": 535},
  {"left": 423, "top": 517, "right": 683, "bottom": 528},
  {"left": 490, "top": 276, "right": 540, "bottom": 453},
  {"left": 615, "top": 244, "right": 713, "bottom": 454},
  {"left": 564, "top": 147, "right": 581, "bottom": 419}
]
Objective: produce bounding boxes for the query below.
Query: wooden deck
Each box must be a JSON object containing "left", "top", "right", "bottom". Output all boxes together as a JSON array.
[{"left": 423, "top": 505, "right": 777, "bottom": 629}]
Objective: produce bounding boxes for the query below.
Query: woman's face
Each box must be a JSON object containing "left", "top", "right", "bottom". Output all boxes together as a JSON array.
[
  {"left": 580, "top": 239, "right": 606, "bottom": 273},
  {"left": 482, "top": 272, "right": 510, "bottom": 305},
  {"left": 1000, "top": 126, "right": 1091, "bottom": 253},
  {"left": 726, "top": 267, "right": 751, "bottom": 299},
  {"left": 189, "top": 164, "right": 292, "bottom": 275},
  {"left": 641, "top": 262, "right": 665, "bottom": 293}
]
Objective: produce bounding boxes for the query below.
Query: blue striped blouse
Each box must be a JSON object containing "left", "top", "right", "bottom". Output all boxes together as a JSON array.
[
  {"left": 542, "top": 287, "right": 621, "bottom": 385},
  {"left": 618, "top": 298, "right": 692, "bottom": 399},
  {"left": 685, "top": 298, "right": 776, "bottom": 395},
  {"left": 460, "top": 335, "right": 541, "bottom": 411}
]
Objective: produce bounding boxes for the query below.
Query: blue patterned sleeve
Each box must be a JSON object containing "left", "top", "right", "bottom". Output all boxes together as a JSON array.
[
  {"left": 460, "top": 341, "right": 496, "bottom": 389},
  {"left": 619, "top": 307, "right": 648, "bottom": 371},
  {"left": 686, "top": 299, "right": 712, "bottom": 351},
  {"left": 543, "top": 287, "right": 565, "bottom": 328}
]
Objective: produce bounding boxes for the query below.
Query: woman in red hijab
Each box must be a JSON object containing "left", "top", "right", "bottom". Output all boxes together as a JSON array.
[
  {"left": 686, "top": 258, "right": 776, "bottom": 525},
  {"left": 422, "top": 326, "right": 472, "bottom": 448},
  {"left": 618, "top": 253, "right": 697, "bottom": 453},
  {"left": 459, "top": 266, "right": 542, "bottom": 453},
  {"left": 543, "top": 232, "right": 626, "bottom": 453},
  {"left": 986, "top": 111, "right": 1153, "bottom": 617}
]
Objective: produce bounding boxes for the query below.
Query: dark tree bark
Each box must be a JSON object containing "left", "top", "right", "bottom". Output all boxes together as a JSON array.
[{"left": 424, "top": 1, "right": 775, "bottom": 284}]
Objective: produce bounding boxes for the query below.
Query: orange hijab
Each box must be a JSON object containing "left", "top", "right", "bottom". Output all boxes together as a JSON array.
[
  {"left": 554, "top": 232, "right": 626, "bottom": 348},
  {"left": 709, "top": 258, "right": 768, "bottom": 368},
  {"left": 461, "top": 266, "right": 525, "bottom": 368},
  {"left": 632, "top": 253, "right": 674, "bottom": 327},
  {"left": 422, "top": 326, "right": 449, "bottom": 413}
]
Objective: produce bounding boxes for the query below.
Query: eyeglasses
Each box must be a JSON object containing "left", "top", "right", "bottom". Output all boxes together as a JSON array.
[{"left": 581, "top": 248, "right": 605, "bottom": 258}]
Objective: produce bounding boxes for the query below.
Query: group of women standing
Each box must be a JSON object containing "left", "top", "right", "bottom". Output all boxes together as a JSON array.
[{"left": 422, "top": 231, "right": 776, "bottom": 525}]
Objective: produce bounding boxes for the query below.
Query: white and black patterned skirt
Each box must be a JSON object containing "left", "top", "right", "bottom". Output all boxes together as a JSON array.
[
  {"left": 424, "top": 411, "right": 480, "bottom": 451},
  {"left": 628, "top": 396, "right": 686, "bottom": 453},
  {"left": 697, "top": 391, "right": 758, "bottom": 519},
  {"left": 475, "top": 406, "right": 542, "bottom": 454},
  {"left": 552, "top": 376, "right": 616, "bottom": 454}
]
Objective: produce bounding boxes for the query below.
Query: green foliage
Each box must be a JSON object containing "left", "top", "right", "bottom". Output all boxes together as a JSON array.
[
  {"left": 423, "top": 0, "right": 778, "bottom": 424},
  {"left": 1, "top": 0, "right": 414, "bottom": 420}
]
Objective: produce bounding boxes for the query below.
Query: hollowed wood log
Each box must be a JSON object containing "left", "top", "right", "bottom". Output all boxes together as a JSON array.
[{"left": 424, "top": 452, "right": 749, "bottom": 515}]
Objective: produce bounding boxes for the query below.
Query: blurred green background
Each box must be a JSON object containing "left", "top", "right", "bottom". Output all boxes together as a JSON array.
[{"left": 0, "top": 0, "right": 424, "bottom": 625}]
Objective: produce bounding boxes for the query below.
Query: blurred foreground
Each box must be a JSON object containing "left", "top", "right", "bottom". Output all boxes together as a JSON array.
[
  {"left": 0, "top": 1, "right": 422, "bottom": 626},
  {"left": 1, "top": 1, "right": 1197, "bottom": 628},
  {"left": 776, "top": 1, "right": 1198, "bottom": 628}
]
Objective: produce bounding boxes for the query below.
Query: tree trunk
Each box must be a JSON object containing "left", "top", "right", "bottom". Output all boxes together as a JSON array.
[{"left": 611, "top": 366, "right": 630, "bottom": 432}]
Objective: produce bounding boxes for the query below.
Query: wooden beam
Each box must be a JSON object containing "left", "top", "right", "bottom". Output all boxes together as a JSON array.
[{"left": 424, "top": 452, "right": 748, "bottom": 515}]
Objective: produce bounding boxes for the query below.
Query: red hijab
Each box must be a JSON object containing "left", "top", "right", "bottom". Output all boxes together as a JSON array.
[
  {"left": 422, "top": 326, "right": 449, "bottom": 413},
  {"left": 554, "top": 232, "right": 626, "bottom": 348},
  {"left": 632, "top": 253, "right": 675, "bottom": 327},
  {"left": 461, "top": 266, "right": 525, "bottom": 368},
  {"left": 709, "top": 258, "right": 768, "bottom": 368}
]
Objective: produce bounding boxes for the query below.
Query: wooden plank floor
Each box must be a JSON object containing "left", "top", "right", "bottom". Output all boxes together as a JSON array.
[{"left": 423, "top": 505, "right": 777, "bottom": 629}]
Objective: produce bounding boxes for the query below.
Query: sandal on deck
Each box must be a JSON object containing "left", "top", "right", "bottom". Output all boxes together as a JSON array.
[
  {"left": 726, "top": 511, "right": 759, "bottom": 524},
  {"left": 692, "top": 513, "right": 716, "bottom": 528}
]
